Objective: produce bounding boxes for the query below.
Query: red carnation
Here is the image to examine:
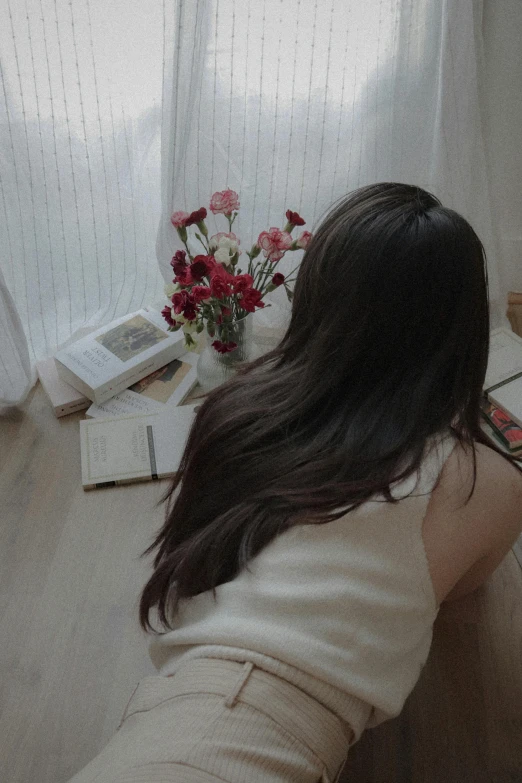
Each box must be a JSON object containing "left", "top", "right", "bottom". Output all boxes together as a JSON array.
[
  {"left": 285, "top": 210, "right": 305, "bottom": 226},
  {"left": 184, "top": 303, "right": 198, "bottom": 321},
  {"left": 161, "top": 305, "right": 175, "bottom": 326},
  {"left": 210, "top": 274, "right": 232, "bottom": 299},
  {"left": 212, "top": 340, "right": 238, "bottom": 354},
  {"left": 172, "top": 290, "right": 192, "bottom": 315},
  {"left": 191, "top": 285, "right": 212, "bottom": 303},
  {"left": 272, "top": 272, "right": 285, "bottom": 287},
  {"left": 232, "top": 273, "right": 254, "bottom": 294},
  {"left": 185, "top": 207, "right": 208, "bottom": 226},
  {"left": 190, "top": 254, "right": 214, "bottom": 281},
  {"left": 170, "top": 249, "right": 188, "bottom": 275},
  {"left": 174, "top": 266, "right": 193, "bottom": 286},
  {"left": 240, "top": 287, "right": 265, "bottom": 313},
  {"left": 210, "top": 262, "right": 234, "bottom": 282}
]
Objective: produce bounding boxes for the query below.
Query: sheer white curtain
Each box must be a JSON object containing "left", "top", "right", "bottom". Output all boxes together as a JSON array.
[
  {"left": 0, "top": 0, "right": 507, "bottom": 407},
  {"left": 157, "top": 0, "right": 504, "bottom": 329},
  {"left": 0, "top": 0, "right": 170, "bottom": 407}
]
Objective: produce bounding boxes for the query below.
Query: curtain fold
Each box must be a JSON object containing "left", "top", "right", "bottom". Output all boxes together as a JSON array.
[
  {"left": 0, "top": 267, "right": 35, "bottom": 409},
  {"left": 0, "top": 0, "right": 170, "bottom": 406}
]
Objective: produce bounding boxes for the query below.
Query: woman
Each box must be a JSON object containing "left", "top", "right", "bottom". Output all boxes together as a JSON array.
[{"left": 69, "top": 183, "right": 522, "bottom": 782}]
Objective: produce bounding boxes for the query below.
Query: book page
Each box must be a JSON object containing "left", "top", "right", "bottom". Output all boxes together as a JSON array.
[
  {"left": 86, "top": 355, "right": 198, "bottom": 418},
  {"left": 484, "top": 328, "right": 522, "bottom": 390}
]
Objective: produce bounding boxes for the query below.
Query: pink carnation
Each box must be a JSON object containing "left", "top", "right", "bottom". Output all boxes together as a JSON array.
[
  {"left": 257, "top": 227, "right": 293, "bottom": 262},
  {"left": 209, "top": 189, "right": 240, "bottom": 215},
  {"left": 171, "top": 211, "right": 190, "bottom": 228},
  {"left": 296, "top": 230, "right": 313, "bottom": 250},
  {"left": 209, "top": 231, "right": 240, "bottom": 246}
]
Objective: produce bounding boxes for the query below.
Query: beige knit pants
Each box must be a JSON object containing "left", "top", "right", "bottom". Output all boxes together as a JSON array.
[{"left": 66, "top": 658, "right": 351, "bottom": 783}]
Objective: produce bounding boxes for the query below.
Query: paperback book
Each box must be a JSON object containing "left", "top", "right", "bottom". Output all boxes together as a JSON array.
[
  {"left": 36, "top": 357, "right": 90, "bottom": 417},
  {"left": 54, "top": 309, "right": 186, "bottom": 404},
  {"left": 85, "top": 353, "right": 199, "bottom": 418},
  {"left": 80, "top": 405, "right": 198, "bottom": 490}
]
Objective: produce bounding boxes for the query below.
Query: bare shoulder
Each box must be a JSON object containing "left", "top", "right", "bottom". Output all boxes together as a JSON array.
[{"left": 422, "top": 438, "right": 522, "bottom": 605}]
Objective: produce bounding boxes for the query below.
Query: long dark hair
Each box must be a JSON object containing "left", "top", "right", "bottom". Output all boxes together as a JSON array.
[{"left": 140, "top": 182, "right": 521, "bottom": 632}]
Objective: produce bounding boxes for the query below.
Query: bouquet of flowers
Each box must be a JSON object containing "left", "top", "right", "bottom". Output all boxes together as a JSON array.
[{"left": 163, "top": 188, "right": 312, "bottom": 353}]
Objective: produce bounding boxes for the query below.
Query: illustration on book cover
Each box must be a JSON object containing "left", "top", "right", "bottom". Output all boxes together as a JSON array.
[
  {"left": 95, "top": 315, "right": 168, "bottom": 362},
  {"left": 128, "top": 359, "right": 193, "bottom": 403}
]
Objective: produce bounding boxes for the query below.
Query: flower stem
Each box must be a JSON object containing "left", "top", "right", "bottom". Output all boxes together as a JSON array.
[
  {"left": 182, "top": 237, "right": 194, "bottom": 260},
  {"left": 253, "top": 258, "right": 268, "bottom": 290},
  {"left": 258, "top": 249, "right": 290, "bottom": 295},
  {"left": 195, "top": 233, "right": 209, "bottom": 253},
  {"left": 285, "top": 262, "right": 301, "bottom": 279}
]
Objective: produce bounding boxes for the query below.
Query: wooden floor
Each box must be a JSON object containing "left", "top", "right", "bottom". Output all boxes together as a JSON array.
[{"left": 1, "top": 382, "right": 521, "bottom": 783}]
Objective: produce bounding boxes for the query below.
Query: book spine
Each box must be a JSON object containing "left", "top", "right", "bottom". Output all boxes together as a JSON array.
[
  {"left": 54, "top": 359, "right": 95, "bottom": 401},
  {"left": 55, "top": 398, "right": 91, "bottom": 418},
  {"left": 83, "top": 474, "right": 161, "bottom": 491}
]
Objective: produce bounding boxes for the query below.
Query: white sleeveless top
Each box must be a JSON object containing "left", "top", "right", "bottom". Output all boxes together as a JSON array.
[{"left": 149, "top": 429, "right": 458, "bottom": 742}]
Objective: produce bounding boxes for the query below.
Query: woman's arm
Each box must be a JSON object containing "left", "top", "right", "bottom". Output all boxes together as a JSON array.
[{"left": 423, "top": 441, "right": 522, "bottom": 606}]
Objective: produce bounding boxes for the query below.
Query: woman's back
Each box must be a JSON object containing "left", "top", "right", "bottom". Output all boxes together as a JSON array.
[
  {"left": 148, "top": 428, "right": 480, "bottom": 742},
  {"left": 148, "top": 428, "right": 522, "bottom": 744}
]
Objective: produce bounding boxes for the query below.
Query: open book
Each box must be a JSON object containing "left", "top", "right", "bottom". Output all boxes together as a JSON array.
[{"left": 85, "top": 353, "right": 198, "bottom": 418}]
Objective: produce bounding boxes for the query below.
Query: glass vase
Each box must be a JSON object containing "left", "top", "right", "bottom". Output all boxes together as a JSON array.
[{"left": 196, "top": 313, "right": 260, "bottom": 392}]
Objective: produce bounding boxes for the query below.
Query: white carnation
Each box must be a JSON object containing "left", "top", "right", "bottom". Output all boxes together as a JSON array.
[
  {"left": 182, "top": 319, "right": 198, "bottom": 334},
  {"left": 214, "top": 247, "right": 232, "bottom": 265},
  {"left": 164, "top": 282, "right": 181, "bottom": 298},
  {"left": 220, "top": 237, "right": 235, "bottom": 251}
]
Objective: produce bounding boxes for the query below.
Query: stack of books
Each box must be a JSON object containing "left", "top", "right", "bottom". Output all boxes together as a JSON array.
[
  {"left": 36, "top": 306, "right": 204, "bottom": 490},
  {"left": 36, "top": 306, "right": 287, "bottom": 491},
  {"left": 481, "top": 327, "right": 522, "bottom": 455}
]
